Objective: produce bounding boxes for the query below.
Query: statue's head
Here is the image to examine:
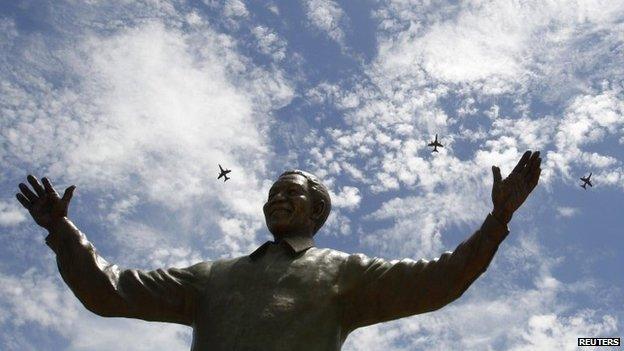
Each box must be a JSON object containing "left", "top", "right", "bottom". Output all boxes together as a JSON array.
[{"left": 263, "top": 170, "right": 331, "bottom": 239}]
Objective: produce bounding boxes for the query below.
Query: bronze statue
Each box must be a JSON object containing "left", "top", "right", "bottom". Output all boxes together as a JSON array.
[{"left": 16, "top": 151, "right": 541, "bottom": 350}]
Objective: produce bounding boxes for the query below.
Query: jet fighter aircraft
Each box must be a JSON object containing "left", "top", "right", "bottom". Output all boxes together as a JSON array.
[
  {"left": 428, "top": 134, "right": 443, "bottom": 153},
  {"left": 218, "top": 164, "right": 231, "bottom": 182},
  {"left": 580, "top": 173, "right": 593, "bottom": 190}
]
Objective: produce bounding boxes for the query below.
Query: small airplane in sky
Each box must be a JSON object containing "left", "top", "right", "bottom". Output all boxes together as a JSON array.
[
  {"left": 217, "top": 164, "right": 231, "bottom": 182},
  {"left": 427, "top": 134, "right": 443, "bottom": 153},
  {"left": 580, "top": 173, "right": 593, "bottom": 190}
]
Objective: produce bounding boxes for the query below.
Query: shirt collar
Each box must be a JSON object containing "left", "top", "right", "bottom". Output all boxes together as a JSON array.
[{"left": 249, "top": 236, "right": 315, "bottom": 261}]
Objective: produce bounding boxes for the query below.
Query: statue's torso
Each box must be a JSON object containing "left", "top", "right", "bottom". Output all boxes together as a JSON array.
[{"left": 191, "top": 245, "right": 349, "bottom": 351}]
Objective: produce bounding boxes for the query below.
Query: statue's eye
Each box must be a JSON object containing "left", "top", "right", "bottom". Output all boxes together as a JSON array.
[{"left": 288, "top": 189, "right": 299, "bottom": 196}]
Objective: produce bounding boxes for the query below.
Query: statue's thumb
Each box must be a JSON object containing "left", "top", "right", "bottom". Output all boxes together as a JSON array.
[
  {"left": 62, "top": 185, "right": 76, "bottom": 203},
  {"left": 492, "top": 166, "right": 502, "bottom": 185}
]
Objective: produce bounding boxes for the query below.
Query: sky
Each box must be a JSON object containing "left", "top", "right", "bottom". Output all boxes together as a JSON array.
[{"left": 0, "top": 0, "right": 623, "bottom": 350}]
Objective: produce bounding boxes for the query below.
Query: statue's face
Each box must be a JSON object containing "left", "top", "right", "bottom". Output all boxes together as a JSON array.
[{"left": 263, "top": 174, "right": 315, "bottom": 239}]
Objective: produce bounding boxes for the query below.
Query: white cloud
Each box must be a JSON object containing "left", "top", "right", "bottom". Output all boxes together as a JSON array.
[
  {"left": 104, "top": 195, "right": 140, "bottom": 225},
  {"left": 1, "top": 19, "right": 294, "bottom": 257},
  {"left": 510, "top": 312, "right": 617, "bottom": 351},
  {"left": 490, "top": 116, "right": 558, "bottom": 152},
  {"left": 331, "top": 186, "right": 362, "bottom": 211},
  {"left": 223, "top": 0, "right": 249, "bottom": 18},
  {"left": 0, "top": 267, "right": 191, "bottom": 351},
  {"left": 67, "top": 318, "right": 190, "bottom": 351},
  {"left": 251, "top": 26, "right": 287, "bottom": 62},
  {"left": 363, "top": 179, "right": 490, "bottom": 259},
  {"left": 0, "top": 201, "right": 26, "bottom": 227},
  {"left": 375, "top": 0, "right": 624, "bottom": 94},
  {"left": 0, "top": 269, "right": 79, "bottom": 329},
  {"left": 323, "top": 208, "right": 352, "bottom": 236},
  {"left": 547, "top": 86, "right": 624, "bottom": 185},
  {"left": 267, "top": 3, "right": 279, "bottom": 16},
  {"left": 0, "top": 18, "right": 18, "bottom": 48},
  {"left": 556, "top": 207, "right": 579, "bottom": 218},
  {"left": 304, "top": 0, "right": 347, "bottom": 47}
]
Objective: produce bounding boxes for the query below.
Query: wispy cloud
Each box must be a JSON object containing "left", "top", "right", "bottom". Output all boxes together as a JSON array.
[
  {"left": 0, "top": 267, "right": 191, "bottom": 350},
  {"left": 224, "top": 0, "right": 249, "bottom": 19},
  {"left": 251, "top": 25, "right": 287, "bottom": 62},
  {"left": 0, "top": 201, "right": 26, "bottom": 227},
  {"left": 556, "top": 206, "right": 579, "bottom": 218},
  {"left": 547, "top": 86, "right": 624, "bottom": 186},
  {"left": 1, "top": 15, "right": 294, "bottom": 258},
  {"left": 331, "top": 186, "right": 362, "bottom": 211},
  {"left": 375, "top": 0, "right": 624, "bottom": 94},
  {"left": 304, "top": 0, "right": 347, "bottom": 48}
]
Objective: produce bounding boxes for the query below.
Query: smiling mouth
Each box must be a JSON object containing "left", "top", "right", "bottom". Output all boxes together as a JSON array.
[{"left": 270, "top": 208, "right": 292, "bottom": 215}]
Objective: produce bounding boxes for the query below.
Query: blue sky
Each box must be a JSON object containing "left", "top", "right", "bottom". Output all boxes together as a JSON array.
[{"left": 0, "top": 0, "right": 623, "bottom": 350}]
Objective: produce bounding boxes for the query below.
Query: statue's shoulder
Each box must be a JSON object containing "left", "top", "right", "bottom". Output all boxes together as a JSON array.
[
  {"left": 308, "top": 247, "right": 366, "bottom": 258},
  {"left": 305, "top": 247, "right": 352, "bottom": 265},
  {"left": 311, "top": 249, "right": 387, "bottom": 270},
  {"left": 204, "top": 255, "right": 253, "bottom": 272},
  {"left": 181, "top": 256, "right": 246, "bottom": 279},
  {"left": 183, "top": 261, "right": 213, "bottom": 277}
]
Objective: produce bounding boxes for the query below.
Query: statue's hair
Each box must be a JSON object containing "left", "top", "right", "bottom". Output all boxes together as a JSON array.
[{"left": 278, "top": 170, "right": 331, "bottom": 235}]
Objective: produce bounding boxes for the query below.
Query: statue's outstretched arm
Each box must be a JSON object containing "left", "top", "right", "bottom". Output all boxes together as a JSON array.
[
  {"left": 16, "top": 175, "right": 207, "bottom": 326},
  {"left": 339, "top": 151, "right": 541, "bottom": 331}
]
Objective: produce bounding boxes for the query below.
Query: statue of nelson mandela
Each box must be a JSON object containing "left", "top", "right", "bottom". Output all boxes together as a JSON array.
[{"left": 16, "top": 151, "right": 541, "bottom": 350}]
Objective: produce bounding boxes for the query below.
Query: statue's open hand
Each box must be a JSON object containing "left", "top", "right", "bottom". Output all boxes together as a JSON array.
[
  {"left": 491, "top": 151, "right": 541, "bottom": 224},
  {"left": 16, "top": 175, "right": 75, "bottom": 230}
]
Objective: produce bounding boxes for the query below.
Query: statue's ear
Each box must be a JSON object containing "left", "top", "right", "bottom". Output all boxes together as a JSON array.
[{"left": 312, "top": 200, "right": 325, "bottom": 220}]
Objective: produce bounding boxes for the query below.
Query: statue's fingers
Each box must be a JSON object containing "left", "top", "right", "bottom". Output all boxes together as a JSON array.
[
  {"left": 15, "top": 193, "right": 32, "bottom": 210},
  {"left": 525, "top": 164, "right": 540, "bottom": 190},
  {"left": 18, "top": 183, "right": 38, "bottom": 202},
  {"left": 530, "top": 155, "right": 542, "bottom": 177},
  {"left": 512, "top": 150, "right": 532, "bottom": 174},
  {"left": 492, "top": 166, "right": 503, "bottom": 185},
  {"left": 528, "top": 162, "right": 541, "bottom": 189},
  {"left": 27, "top": 175, "right": 45, "bottom": 197},
  {"left": 523, "top": 151, "right": 540, "bottom": 178},
  {"left": 41, "top": 177, "right": 60, "bottom": 196},
  {"left": 61, "top": 185, "right": 76, "bottom": 204}
]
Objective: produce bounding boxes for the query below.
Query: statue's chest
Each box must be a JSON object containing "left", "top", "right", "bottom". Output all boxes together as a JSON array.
[{"left": 201, "top": 250, "right": 340, "bottom": 323}]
